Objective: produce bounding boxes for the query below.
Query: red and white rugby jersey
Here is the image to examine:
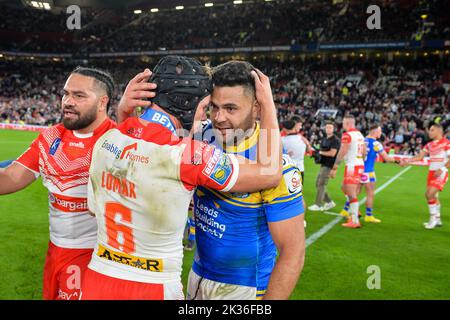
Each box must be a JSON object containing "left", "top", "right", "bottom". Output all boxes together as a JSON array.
[
  {"left": 422, "top": 138, "right": 450, "bottom": 171},
  {"left": 341, "top": 128, "right": 365, "bottom": 167},
  {"left": 87, "top": 115, "right": 239, "bottom": 284},
  {"left": 15, "top": 118, "right": 116, "bottom": 249}
]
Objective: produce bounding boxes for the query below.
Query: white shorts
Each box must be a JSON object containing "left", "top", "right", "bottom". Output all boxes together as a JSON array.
[{"left": 186, "top": 269, "right": 261, "bottom": 300}]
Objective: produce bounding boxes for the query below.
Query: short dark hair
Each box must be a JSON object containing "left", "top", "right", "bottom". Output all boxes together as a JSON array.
[
  {"left": 344, "top": 114, "right": 355, "bottom": 120},
  {"left": 282, "top": 120, "right": 296, "bottom": 130},
  {"left": 430, "top": 122, "right": 443, "bottom": 130},
  {"left": 212, "top": 61, "right": 256, "bottom": 98},
  {"left": 325, "top": 121, "right": 334, "bottom": 126},
  {"left": 291, "top": 115, "right": 302, "bottom": 123},
  {"left": 71, "top": 66, "right": 115, "bottom": 110},
  {"left": 369, "top": 123, "right": 380, "bottom": 131}
]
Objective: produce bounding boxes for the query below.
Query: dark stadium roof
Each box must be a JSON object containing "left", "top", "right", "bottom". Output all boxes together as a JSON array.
[{"left": 1, "top": 0, "right": 248, "bottom": 9}]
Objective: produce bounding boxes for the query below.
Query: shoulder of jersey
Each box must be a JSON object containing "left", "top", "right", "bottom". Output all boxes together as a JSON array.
[
  {"left": 118, "top": 117, "right": 180, "bottom": 146},
  {"left": 282, "top": 153, "right": 298, "bottom": 169}
]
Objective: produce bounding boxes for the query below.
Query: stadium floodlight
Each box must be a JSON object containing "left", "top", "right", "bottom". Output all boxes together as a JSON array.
[
  {"left": 176, "top": 6, "right": 184, "bottom": 10},
  {"left": 151, "top": 8, "right": 159, "bottom": 12},
  {"left": 421, "top": 14, "right": 428, "bottom": 20},
  {"left": 134, "top": 9, "right": 142, "bottom": 14},
  {"left": 234, "top": 0, "right": 243, "bottom": 4},
  {"left": 28, "top": 1, "right": 51, "bottom": 9},
  {"left": 205, "top": 2, "right": 214, "bottom": 7}
]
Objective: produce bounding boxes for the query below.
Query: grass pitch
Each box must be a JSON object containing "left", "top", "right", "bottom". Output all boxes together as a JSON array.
[{"left": 0, "top": 129, "right": 449, "bottom": 299}]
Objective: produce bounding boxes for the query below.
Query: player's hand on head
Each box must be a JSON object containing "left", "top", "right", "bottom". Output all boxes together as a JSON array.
[
  {"left": 118, "top": 68, "right": 157, "bottom": 116},
  {"left": 251, "top": 68, "right": 274, "bottom": 108}
]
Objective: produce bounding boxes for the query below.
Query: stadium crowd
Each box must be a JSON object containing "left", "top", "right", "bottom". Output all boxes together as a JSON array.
[
  {"left": 0, "top": 0, "right": 446, "bottom": 53},
  {"left": 1, "top": 56, "right": 448, "bottom": 155}
]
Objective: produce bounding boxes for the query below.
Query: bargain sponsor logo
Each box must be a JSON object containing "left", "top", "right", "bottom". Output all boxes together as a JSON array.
[{"left": 49, "top": 193, "right": 88, "bottom": 212}]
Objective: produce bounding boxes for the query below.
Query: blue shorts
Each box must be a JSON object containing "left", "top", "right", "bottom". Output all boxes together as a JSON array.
[{"left": 361, "top": 171, "right": 376, "bottom": 184}]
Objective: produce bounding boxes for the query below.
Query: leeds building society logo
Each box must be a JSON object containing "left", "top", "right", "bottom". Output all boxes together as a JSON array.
[{"left": 101, "top": 140, "right": 150, "bottom": 164}]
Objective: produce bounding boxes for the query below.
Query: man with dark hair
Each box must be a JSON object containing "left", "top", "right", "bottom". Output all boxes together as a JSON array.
[
  {"left": 0, "top": 67, "right": 117, "bottom": 299},
  {"left": 309, "top": 121, "right": 340, "bottom": 211},
  {"left": 401, "top": 123, "right": 450, "bottom": 229},
  {"left": 82, "top": 56, "right": 283, "bottom": 300},
  {"left": 185, "top": 60, "right": 304, "bottom": 300}
]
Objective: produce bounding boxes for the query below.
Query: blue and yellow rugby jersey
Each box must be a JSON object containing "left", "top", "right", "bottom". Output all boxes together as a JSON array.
[
  {"left": 192, "top": 122, "right": 304, "bottom": 293},
  {"left": 364, "top": 137, "right": 384, "bottom": 172}
]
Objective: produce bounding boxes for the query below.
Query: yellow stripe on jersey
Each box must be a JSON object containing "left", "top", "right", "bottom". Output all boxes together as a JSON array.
[
  {"left": 198, "top": 188, "right": 263, "bottom": 208},
  {"left": 97, "top": 244, "right": 163, "bottom": 272},
  {"left": 261, "top": 166, "right": 303, "bottom": 204},
  {"left": 224, "top": 122, "right": 260, "bottom": 153},
  {"left": 268, "top": 192, "right": 303, "bottom": 205}
]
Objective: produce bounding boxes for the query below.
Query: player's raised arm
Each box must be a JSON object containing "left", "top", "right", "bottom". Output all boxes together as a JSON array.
[
  {"left": 184, "top": 69, "right": 282, "bottom": 193},
  {"left": 0, "top": 162, "right": 37, "bottom": 195},
  {"left": 117, "top": 69, "right": 157, "bottom": 123}
]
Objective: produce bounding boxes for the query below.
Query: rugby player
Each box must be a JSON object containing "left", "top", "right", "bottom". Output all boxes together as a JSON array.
[
  {"left": 187, "top": 61, "right": 305, "bottom": 300},
  {"left": 281, "top": 117, "right": 311, "bottom": 184},
  {"left": 329, "top": 115, "right": 366, "bottom": 228},
  {"left": 81, "top": 56, "right": 283, "bottom": 299},
  {"left": 0, "top": 67, "right": 117, "bottom": 299},
  {"left": 400, "top": 123, "right": 449, "bottom": 229},
  {"left": 341, "top": 124, "right": 397, "bottom": 223}
]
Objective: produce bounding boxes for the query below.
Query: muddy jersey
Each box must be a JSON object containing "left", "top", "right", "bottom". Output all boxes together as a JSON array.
[{"left": 87, "top": 110, "right": 240, "bottom": 284}]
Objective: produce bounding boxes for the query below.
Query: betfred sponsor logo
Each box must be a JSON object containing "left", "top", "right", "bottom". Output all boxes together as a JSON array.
[
  {"left": 101, "top": 140, "right": 149, "bottom": 164},
  {"left": 203, "top": 149, "right": 221, "bottom": 175},
  {"left": 49, "top": 193, "right": 88, "bottom": 212}
]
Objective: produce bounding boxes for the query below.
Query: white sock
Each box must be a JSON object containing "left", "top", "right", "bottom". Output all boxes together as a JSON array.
[
  {"left": 436, "top": 204, "right": 441, "bottom": 219},
  {"left": 428, "top": 203, "right": 438, "bottom": 220},
  {"left": 349, "top": 201, "right": 359, "bottom": 224}
]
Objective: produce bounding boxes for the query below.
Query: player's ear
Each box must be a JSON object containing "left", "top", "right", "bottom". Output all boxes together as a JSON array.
[
  {"left": 99, "top": 95, "right": 109, "bottom": 113},
  {"left": 253, "top": 98, "right": 261, "bottom": 118}
]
